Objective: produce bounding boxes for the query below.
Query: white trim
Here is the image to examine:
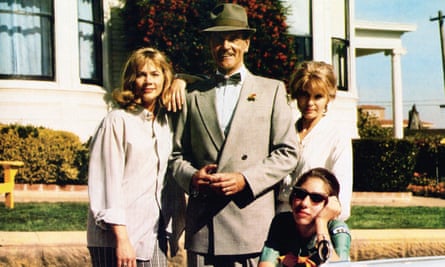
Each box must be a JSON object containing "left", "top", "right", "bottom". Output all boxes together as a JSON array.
[
  {"left": 355, "top": 20, "right": 417, "bottom": 32},
  {"left": 354, "top": 19, "right": 416, "bottom": 138}
]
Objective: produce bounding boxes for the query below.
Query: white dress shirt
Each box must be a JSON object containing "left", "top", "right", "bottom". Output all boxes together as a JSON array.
[{"left": 215, "top": 66, "right": 247, "bottom": 136}]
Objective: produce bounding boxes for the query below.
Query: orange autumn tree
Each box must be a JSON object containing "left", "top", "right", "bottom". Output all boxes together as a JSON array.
[{"left": 122, "top": 0, "right": 298, "bottom": 83}]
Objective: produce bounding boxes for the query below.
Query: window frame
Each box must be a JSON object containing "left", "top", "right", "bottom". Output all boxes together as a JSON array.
[
  {"left": 0, "top": 1, "right": 55, "bottom": 80},
  {"left": 288, "top": 0, "right": 313, "bottom": 66},
  {"left": 78, "top": 0, "right": 104, "bottom": 85},
  {"left": 293, "top": 35, "right": 313, "bottom": 63},
  {"left": 331, "top": 37, "right": 349, "bottom": 91}
]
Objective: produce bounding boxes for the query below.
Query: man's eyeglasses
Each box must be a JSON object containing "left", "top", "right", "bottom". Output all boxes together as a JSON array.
[{"left": 291, "top": 187, "right": 328, "bottom": 203}]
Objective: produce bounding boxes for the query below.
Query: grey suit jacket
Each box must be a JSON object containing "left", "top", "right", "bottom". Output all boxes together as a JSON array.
[{"left": 169, "top": 71, "right": 299, "bottom": 255}]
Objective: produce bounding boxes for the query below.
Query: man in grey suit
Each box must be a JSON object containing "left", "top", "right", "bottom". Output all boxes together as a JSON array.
[{"left": 169, "top": 3, "right": 299, "bottom": 266}]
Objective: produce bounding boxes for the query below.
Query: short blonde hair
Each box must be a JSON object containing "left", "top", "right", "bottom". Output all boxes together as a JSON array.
[
  {"left": 288, "top": 61, "right": 337, "bottom": 101},
  {"left": 112, "top": 47, "right": 174, "bottom": 111}
]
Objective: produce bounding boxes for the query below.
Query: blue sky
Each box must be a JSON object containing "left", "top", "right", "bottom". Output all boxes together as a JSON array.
[{"left": 355, "top": 0, "right": 445, "bottom": 128}]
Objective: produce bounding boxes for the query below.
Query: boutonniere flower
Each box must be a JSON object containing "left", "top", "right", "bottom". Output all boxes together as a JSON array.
[{"left": 247, "top": 93, "right": 256, "bottom": 102}]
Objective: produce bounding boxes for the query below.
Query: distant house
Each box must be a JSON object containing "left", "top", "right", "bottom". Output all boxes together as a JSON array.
[
  {"left": 358, "top": 105, "right": 386, "bottom": 122},
  {"left": 358, "top": 104, "right": 433, "bottom": 129},
  {"left": 0, "top": 0, "right": 415, "bottom": 141}
]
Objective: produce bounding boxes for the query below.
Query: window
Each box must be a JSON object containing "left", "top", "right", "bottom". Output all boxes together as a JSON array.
[
  {"left": 331, "top": 0, "right": 349, "bottom": 91},
  {"left": 285, "top": 0, "right": 313, "bottom": 65},
  {"left": 293, "top": 36, "right": 312, "bottom": 63},
  {"left": 78, "top": 0, "right": 103, "bottom": 85},
  {"left": 286, "top": 0, "right": 311, "bottom": 36},
  {"left": 332, "top": 38, "right": 348, "bottom": 91},
  {"left": 0, "top": 0, "right": 54, "bottom": 79}
]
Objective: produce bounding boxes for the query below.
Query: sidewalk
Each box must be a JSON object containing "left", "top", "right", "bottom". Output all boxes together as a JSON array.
[
  {"left": 1, "top": 190, "right": 445, "bottom": 266},
  {"left": 352, "top": 191, "right": 445, "bottom": 207},
  {"left": 1, "top": 184, "right": 88, "bottom": 203},
  {"left": 5, "top": 187, "right": 445, "bottom": 206},
  {"left": 4, "top": 189, "right": 89, "bottom": 202}
]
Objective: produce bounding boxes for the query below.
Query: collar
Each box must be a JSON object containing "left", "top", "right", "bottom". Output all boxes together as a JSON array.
[{"left": 215, "top": 65, "right": 247, "bottom": 83}]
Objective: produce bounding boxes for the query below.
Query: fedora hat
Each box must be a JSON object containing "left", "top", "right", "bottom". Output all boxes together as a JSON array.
[{"left": 202, "top": 3, "right": 256, "bottom": 33}]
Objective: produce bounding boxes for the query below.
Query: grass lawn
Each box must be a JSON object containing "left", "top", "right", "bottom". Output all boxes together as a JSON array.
[
  {"left": 0, "top": 202, "right": 89, "bottom": 231},
  {"left": 346, "top": 206, "right": 445, "bottom": 229},
  {"left": 0, "top": 203, "right": 445, "bottom": 231}
]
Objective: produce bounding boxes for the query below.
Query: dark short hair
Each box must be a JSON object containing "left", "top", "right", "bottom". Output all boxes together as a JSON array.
[{"left": 289, "top": 167, "right": 340, "bottom": 205}]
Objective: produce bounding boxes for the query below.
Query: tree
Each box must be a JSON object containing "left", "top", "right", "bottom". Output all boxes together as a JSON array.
[
  {"left": 121, "top": 0, "right": 298, "bottom": 83},
  {"left": 357, "top": 108, "right": 392, "bottom": 138}
]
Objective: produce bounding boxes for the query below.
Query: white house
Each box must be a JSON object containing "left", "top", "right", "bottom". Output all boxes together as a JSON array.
[{"left": 0, "top": 0, "right": 415, "bottom": 141}]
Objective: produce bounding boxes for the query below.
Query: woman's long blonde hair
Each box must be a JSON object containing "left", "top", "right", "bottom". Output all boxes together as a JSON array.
[{"left": 112, "top": 47, "right": 174, "bottom": 112}]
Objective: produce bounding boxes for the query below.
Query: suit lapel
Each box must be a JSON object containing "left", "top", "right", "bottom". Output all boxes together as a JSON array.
[
  {"left": 193, "top": 72, "right": 260, "bottom": 163},
  {"left": 195, "top": 89, "right": 225, "bottom": 149}
]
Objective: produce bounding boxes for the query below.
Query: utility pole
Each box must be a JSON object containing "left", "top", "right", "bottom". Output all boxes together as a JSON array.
[{"left": 430, "top": 10, "right": 445, "bottom": 90}]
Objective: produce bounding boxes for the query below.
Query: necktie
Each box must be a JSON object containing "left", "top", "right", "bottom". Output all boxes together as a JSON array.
[{"left": 213, "top": 73, "right": 241, "bottom": 86}]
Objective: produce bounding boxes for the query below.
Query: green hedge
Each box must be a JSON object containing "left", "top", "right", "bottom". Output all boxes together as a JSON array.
[
  {"left": 2, "top": 123, "right": 444, "bottom": 190},
  {"left": 353, "top": 138, "right": 418, "bottom": 192},
  {"left": 405, "top": 133, "right": 445, "bottom": 179},
  {"left": 0, "top": 124, "right": 89, "bottom": 185}
]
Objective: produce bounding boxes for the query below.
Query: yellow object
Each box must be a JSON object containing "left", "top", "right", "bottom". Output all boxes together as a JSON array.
[
  {"left": 277, "top": 255, "right": 317, "bottom": 267},
  {"left": 297, "top": 256, "right": 316, "bottom": 267},
  {"left": 0, "top": 161, "right": 24, "bottom": 209}
]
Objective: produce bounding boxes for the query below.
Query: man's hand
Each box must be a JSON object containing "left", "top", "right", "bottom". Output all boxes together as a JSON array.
[
  {"left": 191, "top": 164, "right": 218, "bottom": 193},
  {"left": 168, "top": 74, "right": 205, "bottom": 112},
  {"left": 210, "top": 172, "right": 246, "bottom": 196},
  {"left": 192, "top": 165, "right": 246, "bottom": 196},
  {"left": 167, "top": 78, "right": 186, "bottom": 112}
]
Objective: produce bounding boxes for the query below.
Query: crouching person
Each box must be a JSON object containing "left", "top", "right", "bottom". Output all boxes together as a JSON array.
[{"left": 259, "top": 168, "right": 351, "bottom": 267}]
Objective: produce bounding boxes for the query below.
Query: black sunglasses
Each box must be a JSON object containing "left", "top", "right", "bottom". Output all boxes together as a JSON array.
[{"left": 291, "top": 187, "right": 328, "bottom": 203}]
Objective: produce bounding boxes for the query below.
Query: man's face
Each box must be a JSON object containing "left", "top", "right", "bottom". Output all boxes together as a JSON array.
[{"left": 209, "top": 31, "right": 250, "bottom": 75}]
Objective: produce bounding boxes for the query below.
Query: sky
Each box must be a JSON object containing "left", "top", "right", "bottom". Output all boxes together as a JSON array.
[{"left": 355, "top": 0, "right": 445, "bottom": 128}]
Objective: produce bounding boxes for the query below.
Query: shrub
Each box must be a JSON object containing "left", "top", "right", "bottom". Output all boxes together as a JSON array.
[
  {"left": 0, "top": 124, "right": 89, "bottom": 185},
  {"left": 357, "top": 108, "right": 391, "bottom": 138},
  {"left": 354, "top": 109, "right": 445, "bottom": 193},
  {"left": 405, "top": 133, "right": 445, "bottom": 179},
  {"left": 353, "top": 138, "right": 418, "bottom": 192},
  {"left": 407, "top": 171, "right": 445, "bottom": 198},
  {"left": 121, "top": 0, "right": 298, "bottom": 83},
  {"left": 405, "top": 133, "right": 445, "bottom": 198}
]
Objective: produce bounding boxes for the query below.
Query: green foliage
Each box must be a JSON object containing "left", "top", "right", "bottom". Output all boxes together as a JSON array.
[
  {"left": 121, "top": 0, "right": 298, "bottom": 83},
  {"left": 353, "top": 139, "right": 418, "bottom": 192},
  {"left": 0, "top": 202, "right": 88, "bottom": 231},
  {"left": 347, "top": 206, "right": 445, "bottom": 229},
  {"left": 353, "top": 125, "right": 445, "bottom": 193},
  {"left": 2, "top": 203, "right": 444, "bottom": 231},
  {"left": 357, "top": 108, "right": 391, "bottom": 138},
  {"left": 0, "top": 124, "right": 89, "bottom": 185},
  {"left": 405, "top": 133, "right": 445, "bottom": 179}
]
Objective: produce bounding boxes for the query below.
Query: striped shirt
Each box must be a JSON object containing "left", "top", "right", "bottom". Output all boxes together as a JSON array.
[{"left": 87, "top": 108, "right": 172, "bottom": 261}]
